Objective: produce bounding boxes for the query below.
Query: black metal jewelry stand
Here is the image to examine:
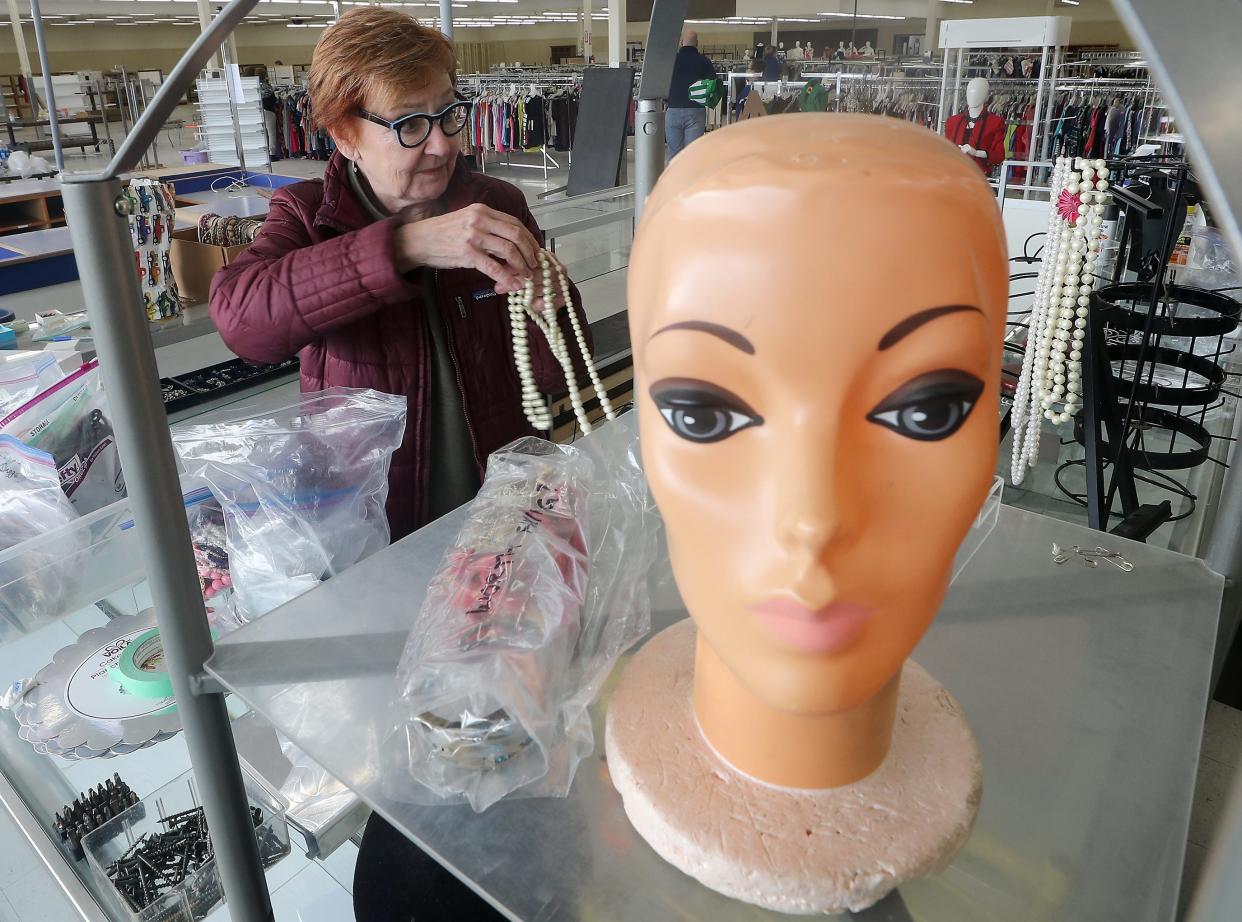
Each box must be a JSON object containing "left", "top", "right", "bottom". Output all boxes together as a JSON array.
[{"left": 1065, "top": 158, "right": 1240, "bottom": 535}]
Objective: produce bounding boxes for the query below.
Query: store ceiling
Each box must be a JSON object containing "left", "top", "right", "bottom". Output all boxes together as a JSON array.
[{"left": 4, "top": 0, "right": 1091, "bottom": 30}]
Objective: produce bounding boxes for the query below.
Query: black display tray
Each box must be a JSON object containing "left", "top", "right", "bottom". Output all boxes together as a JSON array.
[{"left": 160, "top": 357, "right": 299, "bottom": 414}]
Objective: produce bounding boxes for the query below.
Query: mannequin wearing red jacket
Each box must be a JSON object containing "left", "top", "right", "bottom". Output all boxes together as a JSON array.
[{"left": 944, "top": 77, "right": 1006, "bottom": 175}]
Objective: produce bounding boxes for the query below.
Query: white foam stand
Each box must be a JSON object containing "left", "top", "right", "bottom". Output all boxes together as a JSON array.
[{"left": 605, "top": 619, "right": 982, "bottom": 915}]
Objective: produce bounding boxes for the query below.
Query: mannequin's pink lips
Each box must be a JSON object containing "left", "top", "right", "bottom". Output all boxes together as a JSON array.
[{"left": 750, "top": 600, "right": 873, "bottom": 653}]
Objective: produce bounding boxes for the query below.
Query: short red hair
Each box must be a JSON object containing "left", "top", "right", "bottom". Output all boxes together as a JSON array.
[{"left": 308, "top": 8, "right": 457, "bottom": 140}]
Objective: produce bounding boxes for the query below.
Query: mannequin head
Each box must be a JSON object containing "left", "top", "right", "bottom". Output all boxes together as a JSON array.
[
  {"left": 629, "top": 116, "right": 1006, "bottom": 722},
  {"left": 966, "top": 76, "right": 991, "bottom": 112}
]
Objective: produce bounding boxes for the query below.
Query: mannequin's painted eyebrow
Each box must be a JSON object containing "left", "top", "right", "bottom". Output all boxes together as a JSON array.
[
  {"left": 879, "top": 305, "right": 983, "bottom": 350},
  {"left": 649, "top": 321, "right": 755, "bottom": 355}
]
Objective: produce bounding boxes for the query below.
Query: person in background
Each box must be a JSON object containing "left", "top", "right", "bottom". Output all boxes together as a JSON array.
[
  {"left": 665, "top": 30, "right": 717, "bottom": 161},
  {"left": 250, "top": 65, "right": 280, "bottom": 159},
  {"left": 762, "top": 44, "right": 783, "bottom": 81}
]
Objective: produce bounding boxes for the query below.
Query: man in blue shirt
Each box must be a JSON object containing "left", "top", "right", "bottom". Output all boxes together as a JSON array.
[
  {"left": 665, "top": 30, "right": 718, "bottom": 161},
  {"left": 762, "top": 45, "right": 783, "bottom": 81}
]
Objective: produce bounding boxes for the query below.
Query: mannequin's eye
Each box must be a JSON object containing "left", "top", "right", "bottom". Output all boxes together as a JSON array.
[
  {"left": 649, "top": 379, "right": 763, "bottom": 444},
  {"left": 868, "top": 371, "right": 985, "bottom": 442}
]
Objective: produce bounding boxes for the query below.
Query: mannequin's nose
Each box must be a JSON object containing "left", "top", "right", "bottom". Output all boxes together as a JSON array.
[{"left": 775, "top": 438, "right": 840, "bottom": 558}]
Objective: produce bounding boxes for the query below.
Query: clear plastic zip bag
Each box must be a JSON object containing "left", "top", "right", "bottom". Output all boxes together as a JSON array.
[
  {"left": 0, "top": 435, "right": 82, "bottom": 640},
  {"left": 171, "top": 388, "right": 408, "bottom": 620},
  {"left": 387, "top": 412, "right": 657, "bottom": 812}
]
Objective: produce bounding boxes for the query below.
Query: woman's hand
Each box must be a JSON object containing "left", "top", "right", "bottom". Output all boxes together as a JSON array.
[{"left": 394, "top": 203, "right": 541, "bottom": 294}]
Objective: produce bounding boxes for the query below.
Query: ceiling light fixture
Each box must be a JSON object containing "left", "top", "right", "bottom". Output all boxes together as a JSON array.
[{"left": 819, "top": 11, "right": 907, "bottom": 19}]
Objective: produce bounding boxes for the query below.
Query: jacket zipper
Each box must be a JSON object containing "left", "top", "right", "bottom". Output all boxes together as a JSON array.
[
  {"left": 455, "top": 295, "right": 467, "bottom": 319},
  {"left": 436, "top": 269, "right": 483, "bottom": 471}
]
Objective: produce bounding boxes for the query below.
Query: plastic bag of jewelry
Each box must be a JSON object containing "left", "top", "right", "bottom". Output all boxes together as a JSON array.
[
  {"left": 171, "top": 388, "right": 408, "bottom": 621},
  {"left": 0, "top": 360, "right": 126, "bottom": 515},
  {"left": 386, "top": 411, "right": 658, "bottom": 812},
  {"left": 118, "top": 483, "right": 245, "bottom": 635},
  {"left": 0, "top": 435, "right": 83, "bottom": 641}
]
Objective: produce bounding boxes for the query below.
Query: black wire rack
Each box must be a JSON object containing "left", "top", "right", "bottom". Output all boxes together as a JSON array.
[{"left": 1005, "top": 156, "right": 1241, "bottom": 538}]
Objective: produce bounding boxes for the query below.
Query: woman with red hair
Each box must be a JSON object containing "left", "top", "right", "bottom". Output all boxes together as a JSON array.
[
  {"left": 211, "top": 8, "right": 589, "bottom": 919},
  {"left": 212, "top": 7, "right": 588, "bottom": 544}
]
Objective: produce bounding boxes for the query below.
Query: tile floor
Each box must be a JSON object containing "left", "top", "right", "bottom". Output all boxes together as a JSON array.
[{"left": 1180, "top": 701, "right": 1242, "bottom": 920}]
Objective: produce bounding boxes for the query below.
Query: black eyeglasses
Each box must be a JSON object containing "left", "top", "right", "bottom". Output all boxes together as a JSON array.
[{"left": 356, "top": 100, "right": 473, "bottom": 148}]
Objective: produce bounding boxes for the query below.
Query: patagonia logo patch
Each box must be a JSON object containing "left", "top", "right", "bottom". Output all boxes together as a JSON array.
[{"left": 472, "top": 287, "right": 497, "bottom": 300}]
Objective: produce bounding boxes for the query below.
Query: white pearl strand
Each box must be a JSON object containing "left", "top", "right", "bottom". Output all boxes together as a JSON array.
[
  {"left": 507, "top": 250, "right": 616, "bottom": 435},
  {"left": 1011, "top": 158, "right": 1111, "bottom": 485},
  {"left": 1011, "top": 157, "right": 1073, "bottom": 485}
]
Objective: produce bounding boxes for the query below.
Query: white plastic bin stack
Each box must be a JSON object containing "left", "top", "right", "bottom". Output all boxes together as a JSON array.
[{"left": 194, "top": 76, "right": 270, "bottom": 169}]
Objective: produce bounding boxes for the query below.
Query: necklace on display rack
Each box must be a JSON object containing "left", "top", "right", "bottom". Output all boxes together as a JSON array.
[
  {"left": 508, "top": 249, "right": 616, "bottom": 435},
  {"left": 1010, "top": 157, "right": 1112, "bottom": 486}
]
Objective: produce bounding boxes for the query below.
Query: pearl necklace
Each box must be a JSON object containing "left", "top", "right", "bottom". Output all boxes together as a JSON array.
[
  {"left": 1011, "top": 157, "right": 1111, "bottom": 486},
  {"left": 507, "top": 250, "right": 616, "bottom": 435}
]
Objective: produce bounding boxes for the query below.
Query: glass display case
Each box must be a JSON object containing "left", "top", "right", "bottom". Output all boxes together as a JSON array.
[{"left": 0, "top": 422, "right": 361, "bottom": 921}]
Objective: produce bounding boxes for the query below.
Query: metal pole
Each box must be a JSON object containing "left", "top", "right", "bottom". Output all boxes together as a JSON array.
[
  {"left": 439, "top": 0, "right": 453, "bottom": 41},
  {"left": 60, "top": 176, "right": 274, "bottom": 922},
  {"left": 62, "top": 2, "right": 273, "bottom": 920},
  {"left": 937, "top": 47, "right": 949, "bottom": 132},
  {"left": 634, "top": 98, "right": 662, "bottom": 224},
  {"left": 136, "top": 78, "right": 160, "bottom": 168},
  {"left": 1023, "top": 45, "right": 1049, "bottom": 200},
  {"left": 951, "top": 47, "right": 964, "bottom": 115},
  {"left": 94, "top": 79, "right": 115, "bottom": 158},
  {"left": 634, "top": 0, "right": 685, "bottom": 219},
  {"left": 125, "top": 80, "right": 150, "bottom": 170},
  {"left": 28, "top": 0, "right": 63, "bottom": 170}
]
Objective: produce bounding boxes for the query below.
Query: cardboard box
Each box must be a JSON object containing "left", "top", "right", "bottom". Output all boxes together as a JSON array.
[{"left": 170, "top": 227, "right": 249, "bottom": 305}]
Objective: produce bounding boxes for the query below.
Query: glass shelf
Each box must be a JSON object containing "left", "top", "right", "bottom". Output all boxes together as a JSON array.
[
  {"left": 0, "top": 479, "right": 359, "bottom": 918},
  {"left": 207, "top": 486, "right": 1221, "bottom": 921}
]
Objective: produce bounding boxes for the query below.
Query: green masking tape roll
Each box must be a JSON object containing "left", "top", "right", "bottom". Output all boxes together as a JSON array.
[{"left": 108, "top": 629, "right": 174, "bottom": 700}]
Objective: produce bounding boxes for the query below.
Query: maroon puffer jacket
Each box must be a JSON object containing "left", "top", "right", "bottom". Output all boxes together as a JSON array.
[{"left": 210, "top": 152, "right": 590, "bottom": 540}]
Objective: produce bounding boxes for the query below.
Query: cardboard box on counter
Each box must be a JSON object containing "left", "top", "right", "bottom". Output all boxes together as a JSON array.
[{"left": 170, "top": 228, "right": 250, "bottom": 305}]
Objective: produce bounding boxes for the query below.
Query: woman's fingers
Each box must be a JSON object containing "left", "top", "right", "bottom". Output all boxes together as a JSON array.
[
  {"left": 477, "top": 211, "right": 540, "bottom": 272},
  {"left": 473, "top": 251, "right": 525, "bottom": 294},
  {"left": 478, "top": 234, "right": 530, "bottom": 282}
]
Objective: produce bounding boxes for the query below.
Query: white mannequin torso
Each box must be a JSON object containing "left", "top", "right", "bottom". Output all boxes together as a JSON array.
[{"left": 961, "top": 78, "right": 991, "bottom": 158}]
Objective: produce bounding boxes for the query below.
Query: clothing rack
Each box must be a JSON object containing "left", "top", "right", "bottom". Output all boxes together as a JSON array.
[
  {"left": 269, "top": 84, "right": 332, "bottom": 160},
  {"left": 937, "top": 17, "right": 1072, "bottom": 200},
  {"left": 728, "top": 71, "right": 944, "bottom": 125},
  {"left": 459, "top": 74, "right": 582, "bottom": 180}
]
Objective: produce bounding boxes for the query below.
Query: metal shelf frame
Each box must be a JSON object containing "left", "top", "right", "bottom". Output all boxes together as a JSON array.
[{"left": 58, "top": 1, "right": 274, "bottom": 919}]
